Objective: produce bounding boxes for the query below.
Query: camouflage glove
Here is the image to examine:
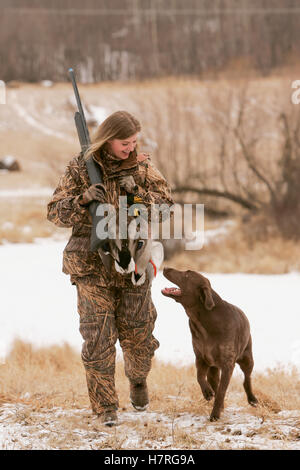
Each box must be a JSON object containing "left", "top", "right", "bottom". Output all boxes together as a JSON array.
[
  {"left": 118, "top": 175, "right": 138, "bottom": 194},
  {"left": 78, "top": 183, "right": 106, "bottom": 206}
]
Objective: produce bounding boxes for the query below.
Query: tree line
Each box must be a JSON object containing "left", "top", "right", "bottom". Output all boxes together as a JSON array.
[{"left": 1, "top": 0, "right": 300, "bottom": 82}]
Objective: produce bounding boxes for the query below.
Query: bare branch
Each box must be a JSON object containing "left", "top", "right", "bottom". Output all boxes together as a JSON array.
[
  {"left": 172, "top": 186, "right": 259, "bottom": 211},
  {"left": 234, "top": 127, "right": 277, "bottom": 201}
]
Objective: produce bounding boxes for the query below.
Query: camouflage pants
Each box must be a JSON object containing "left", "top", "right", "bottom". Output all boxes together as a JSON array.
[{"left": 75, "top": 275, "right": 159, "bottom": 415}]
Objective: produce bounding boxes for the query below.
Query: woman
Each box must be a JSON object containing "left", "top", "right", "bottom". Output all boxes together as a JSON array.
[{"left": 47, "top": 111, "right": 174, "bottom": 426}]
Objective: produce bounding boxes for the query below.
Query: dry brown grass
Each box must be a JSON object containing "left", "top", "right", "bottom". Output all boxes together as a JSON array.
[
  {"left": 0, "top": 75, "right": 294, "bottom": 187},
  {"left": 167, "top": 217, "right": 300, "bottom": 274},
  {"left": 0, "top": 131, "right": 77, "bottom": 189},
  {"left": 0, "top": 339, "right": 299, "bottom": 416},
  {"left": 0, "top": 198, "right": 69, "bottom": 244},
  {"left": 0, "top": 341, "right": 299, "bottom": 449},
  {"left": 0, "top": 202, "right": 54, "bottom": 244}
]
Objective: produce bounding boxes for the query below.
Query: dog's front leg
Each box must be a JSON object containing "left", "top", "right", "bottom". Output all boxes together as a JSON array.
[
  {"left": 207, "top": 367, "right": 220, "bottom": 395},
  {"left": 209, "top": 364, "right": 234, "bottom": 421},
  {"left": 195, "top": 357, "right": 214, "bottom": 401}
]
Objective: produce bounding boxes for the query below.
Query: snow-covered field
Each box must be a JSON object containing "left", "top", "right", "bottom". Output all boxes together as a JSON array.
[
  {"left": 0, "top": 239, "right": 300, "bottom": 450},
  {"left": 0, "top": 402, "right": 299, "bottom": 451},
  {"left": 0, "top": 239, "right": 300, "bottom": 372}
]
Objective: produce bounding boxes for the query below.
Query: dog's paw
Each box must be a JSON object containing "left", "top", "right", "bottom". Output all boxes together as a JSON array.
[
  {"left": 202, "top": 385, "right": 215, "bottom": 401},
  {"left": 209, "top": 413, "right": 220, "bottom": 422},
  {"left": 248, "top": 396, "right": 259, "bottom": 407}
]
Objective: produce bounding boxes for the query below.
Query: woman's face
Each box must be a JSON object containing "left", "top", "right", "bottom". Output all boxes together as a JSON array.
[{"left": 107, "top": 133, "right": 138, "bottom": 160}]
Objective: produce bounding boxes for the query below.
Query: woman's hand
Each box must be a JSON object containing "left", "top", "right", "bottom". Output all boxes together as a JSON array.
[
  {"left": 79, "top": 183, "right": 106, "bottom": 206},
  {"left": 137, "top": 153, "right": 150, "bottom": 163}
]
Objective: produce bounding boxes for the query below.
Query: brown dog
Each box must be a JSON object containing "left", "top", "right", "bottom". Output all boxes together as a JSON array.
[{"left": 162, "top": 267, "right": 258, "bottom": 421}]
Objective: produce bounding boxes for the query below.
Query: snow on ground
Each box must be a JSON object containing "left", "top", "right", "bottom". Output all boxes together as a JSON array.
[
  {"left": 0, "top": 239, "right": 300, "bottom": 372},
  {"left": 0, "top": 402, "right": 299, "bottom": 450},
  {"left": 10, "top": 91, "right": 73, "bottom": 142},
  {"left": 0, "top": 187, "right": 54, "bottom": 198},
  {"left": 187, "top": 220, "right": 235, "bottom": 250},
  {"left": 8, "top": 90, "right": 108, "bottom": 144},
  {"left": 88, "top": 105, "right": 108, "bottom": 125}
]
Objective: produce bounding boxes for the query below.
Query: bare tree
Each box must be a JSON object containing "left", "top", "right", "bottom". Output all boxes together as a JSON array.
[{"left": 147, "top": 83, "right": 300, "bottom": 238}]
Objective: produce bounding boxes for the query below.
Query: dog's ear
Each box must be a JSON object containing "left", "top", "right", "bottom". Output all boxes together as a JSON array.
[{"left": 199, "top": 285, "right": 215, "bottom": 310}]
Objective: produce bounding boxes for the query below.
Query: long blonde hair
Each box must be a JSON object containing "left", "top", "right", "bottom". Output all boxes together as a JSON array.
[{"left": 84, "top": 110, "right": 141, "bottom": 160}]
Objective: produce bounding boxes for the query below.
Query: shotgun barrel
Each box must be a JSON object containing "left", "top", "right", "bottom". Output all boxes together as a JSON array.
[{"left": 68, "top": 68, "right": 106, "bottom": 251}]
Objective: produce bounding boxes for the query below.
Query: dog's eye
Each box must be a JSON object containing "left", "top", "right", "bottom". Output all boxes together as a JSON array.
[{"left": 137, "top": 240, "right": 144, "bottom": 250}]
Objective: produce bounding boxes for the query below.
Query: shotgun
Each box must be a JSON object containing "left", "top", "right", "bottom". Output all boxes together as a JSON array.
[{"left": 68, "top": 68, "right": 107, "bottom": 253}]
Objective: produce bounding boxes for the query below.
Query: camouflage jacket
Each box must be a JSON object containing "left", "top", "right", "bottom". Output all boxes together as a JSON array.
[{"left": 47, "top": 150, "right": 174, "bottom": 287}]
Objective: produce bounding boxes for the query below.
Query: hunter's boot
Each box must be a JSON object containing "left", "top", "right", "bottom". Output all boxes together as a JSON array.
[
  {"left": 130, "top": 379, "right": 149, "bottom": 411},
  {"left": 96, "top": 407, "right": 118, "bottom": 427}
]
